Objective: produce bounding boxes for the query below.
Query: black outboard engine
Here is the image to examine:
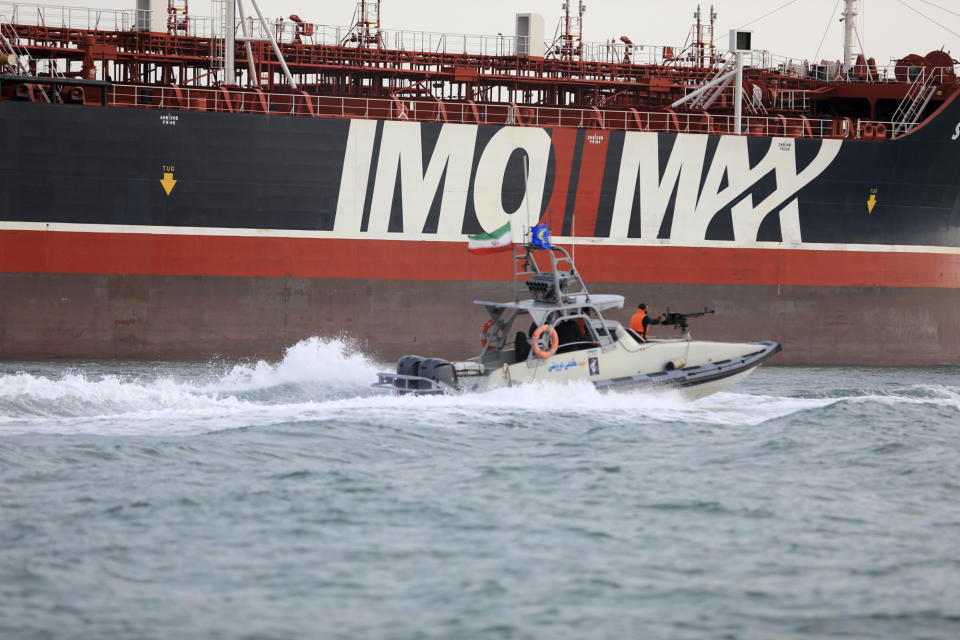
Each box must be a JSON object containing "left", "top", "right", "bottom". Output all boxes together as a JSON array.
[
  {"left": 418, "top": 358, "right": 458, "bottom": 391},
  {"left": 395, "top": 355, "right": 425, "bottom": 392},
  {"left": 391, "top": 355, "right": 457, "bottom": 394},
  {"left": 396, "top": 355, "right": 424, "bottom": 377}
]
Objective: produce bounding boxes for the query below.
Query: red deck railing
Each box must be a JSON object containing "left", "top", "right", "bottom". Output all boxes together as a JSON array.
[{"left": 89, "top": 83, "right": 892, "bottom": 140}]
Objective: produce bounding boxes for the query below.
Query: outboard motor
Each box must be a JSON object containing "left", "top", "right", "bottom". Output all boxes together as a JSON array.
[
  {"left": 388, "top": 355, "right": 457, "bottom": 394},
  {"left": 396, "top": 355, "right": 424, "bottom": 377},
  {"left": 395, "top": 355, "right": 425, "bottom": 392},
  {"left": 417, "top": 358, "right": 458, "bottom": 391}
]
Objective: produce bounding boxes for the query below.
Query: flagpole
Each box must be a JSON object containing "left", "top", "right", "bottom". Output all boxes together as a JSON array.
[
  {"left": 523, "top": 154, "right": 531, "bottom": 244},
  {"left": 572, "top": 212, "right": 576, "bottom": 266}
]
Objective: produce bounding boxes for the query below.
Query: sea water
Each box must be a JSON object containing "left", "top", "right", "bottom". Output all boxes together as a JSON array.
[{"left": 1, "top": 338, "right": 958, "bottom": 639}]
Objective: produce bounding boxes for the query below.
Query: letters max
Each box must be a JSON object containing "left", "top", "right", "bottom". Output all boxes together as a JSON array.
[{"left": 335, "top": 120, "right": 842, "bottom": 244}]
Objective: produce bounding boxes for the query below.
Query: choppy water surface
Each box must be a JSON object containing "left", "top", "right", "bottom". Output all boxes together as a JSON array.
[{"left": 1, "top": 338, "right": 959, "bottom": 639}]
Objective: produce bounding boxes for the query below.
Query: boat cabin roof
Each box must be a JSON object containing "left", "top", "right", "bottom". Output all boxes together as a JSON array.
[{"left": 475, "top": 293, "right": 624, "bottom": 325}]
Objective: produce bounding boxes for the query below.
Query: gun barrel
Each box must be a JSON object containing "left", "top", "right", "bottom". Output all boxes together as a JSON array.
[
  {"left": 667, "top": 309, "right": 714, "bottom": 318},
  {"left": 660, "top": 308, "right": 715, "bottom": 329}
]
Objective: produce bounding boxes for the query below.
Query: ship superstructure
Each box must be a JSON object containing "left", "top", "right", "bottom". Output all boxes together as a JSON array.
[{"left": 2, "top": 0, "right": 955, "bottom": 135}]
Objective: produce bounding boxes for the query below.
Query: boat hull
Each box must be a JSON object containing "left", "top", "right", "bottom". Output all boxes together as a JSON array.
[
  {"left": 674, "top": 368, "right": 756, "bottom": 401},
  {"left": 376, "top": 332, "right": 780, "bottom": 398}
]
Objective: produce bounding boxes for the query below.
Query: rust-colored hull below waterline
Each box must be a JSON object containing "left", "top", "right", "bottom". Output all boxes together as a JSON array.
[{"left": 1, "top": 272, "right": 957, "bottom": 365}]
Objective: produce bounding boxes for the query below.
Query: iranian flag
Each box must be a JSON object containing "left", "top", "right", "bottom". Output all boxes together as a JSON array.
[{"left": 467, "top": 222, "right": 513, "bottom": 255}]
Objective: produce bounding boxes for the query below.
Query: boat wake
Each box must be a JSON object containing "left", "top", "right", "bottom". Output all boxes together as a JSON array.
[{"left": 0, "top": 338, "right": 958, "bottom": 437}]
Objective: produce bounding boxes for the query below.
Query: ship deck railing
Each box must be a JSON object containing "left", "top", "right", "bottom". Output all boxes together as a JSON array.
[
  {"left": 0, "top": 1, "right": 687, "bottom": 65},
  {"left": 3, "top": 0, "right": 958, "bottom": 83},
  {"left": 76, "top": 83, "right": 896, "bottom": 140},
  {"left": 0, "top": 1, "right": 137, "bottom": 33}
]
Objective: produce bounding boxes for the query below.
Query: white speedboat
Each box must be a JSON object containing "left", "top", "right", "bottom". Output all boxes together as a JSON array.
[{"left": 375, "top": 241, "right": 780, "bottom": 400}]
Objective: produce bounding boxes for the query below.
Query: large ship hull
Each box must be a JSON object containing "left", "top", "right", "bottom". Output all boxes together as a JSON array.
[
  {"left": 1, "top": 271, "right": 955, "bottom": 365},
  {"left": 2, "top": 99, "right": 959, "bottom": 364}
]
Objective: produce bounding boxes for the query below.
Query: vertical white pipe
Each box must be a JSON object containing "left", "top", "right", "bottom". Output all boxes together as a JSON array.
[
  {"left": 225, "top": 0, "right": 236, "bottom": 84},
  {"left": 842, "top": 0, "right": 857, "bottom": 77},
  {"left": 250, "top": 0, "right": 298, "bottom": 89},
  {"left": 235, "top": 0, "right": 258, "bottom": 87}
]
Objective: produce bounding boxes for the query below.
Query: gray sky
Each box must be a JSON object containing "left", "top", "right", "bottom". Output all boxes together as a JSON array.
[{"left": 39, "top": 0, "right": 960, "bottom": 66}]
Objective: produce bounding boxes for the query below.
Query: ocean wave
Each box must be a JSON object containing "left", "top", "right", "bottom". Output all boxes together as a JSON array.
[{"left": 792, "top": 382, "right": 960, "bottom": 403}]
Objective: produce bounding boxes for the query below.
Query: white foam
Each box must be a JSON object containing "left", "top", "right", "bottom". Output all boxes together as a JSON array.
[
  {"left": 1, "top": 340, "right": 957, "bottom": 437},
  {"left": 0, "top": 337, "right": 379, "bottom": 436},
  {"left": 208, "top": 336, "right": 378, "bottom": 394}
]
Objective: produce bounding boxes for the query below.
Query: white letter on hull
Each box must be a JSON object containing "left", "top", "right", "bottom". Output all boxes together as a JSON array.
[
  {"left": 367, "top": 121, "right": 478, "bottom": 238},
  {"left": 681, "top": 134, "right": 752, "bottom": 241},
  {"left": 608, "top": 132, "right": 709, "bottom": 240},
  {"left": 334, "top": 119, "right": 378, "bottom": 234},
  {"left": 472, "top": 127, "right": 552, "bottom": 241},
  {"left": 609, "top": 132, "right": 842, "bottom": 244},
  {"left": 728, "top": 138, "right": 841, "bottom": 243}
]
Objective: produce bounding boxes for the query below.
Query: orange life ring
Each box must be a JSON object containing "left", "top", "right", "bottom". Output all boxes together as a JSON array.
[
  {"left": 531, "top": 324, "right": 559, "bottom": 359},
  {"left": 480, "top": 319, "right": 496, "bottom": 348}
]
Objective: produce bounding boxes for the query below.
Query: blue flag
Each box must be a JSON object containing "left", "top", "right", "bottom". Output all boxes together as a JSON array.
[{"left": 531, "top": 224, "right": 551, "bottom": 249}]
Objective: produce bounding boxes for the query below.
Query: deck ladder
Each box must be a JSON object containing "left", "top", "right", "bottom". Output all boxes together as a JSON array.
[
  {"left": 891, "top": 68, "right": 937, "bottom": 138},
  {"left": 0, "top": 20, "right": 57, "bottom": 102},
  {"left": 0, "top": 20, "right": 31, "bottom": 76}
]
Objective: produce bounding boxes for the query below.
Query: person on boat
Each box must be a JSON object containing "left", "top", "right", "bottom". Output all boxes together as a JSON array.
[
  {"left": 550, "top": 317, "right": 586, "bottom": 354},
  {"left": 630, "top": 303, "right": 665, "bottom": 340},
  {"left": 574, "top": 307, "right": 592, "bottom": 334}
]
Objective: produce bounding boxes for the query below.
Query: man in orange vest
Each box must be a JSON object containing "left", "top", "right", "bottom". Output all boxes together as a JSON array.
[{"left": 629, "top": 303, "right": 665, "bottom": 340}]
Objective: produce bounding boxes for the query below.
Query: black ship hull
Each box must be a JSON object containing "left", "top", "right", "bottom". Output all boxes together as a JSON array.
[{"left": 1, "top": 98, "right": 958, "bottom": 363}]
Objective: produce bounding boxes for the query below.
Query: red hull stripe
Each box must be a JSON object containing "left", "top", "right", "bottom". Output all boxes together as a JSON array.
[
  {"left": 1, "top": 230, "right": 958, "bottom": 288},
  {"left": 572, "top": 129, "right": 610, "bottom": 238},
  {"left": 542, "top": 127, "right": 577, "bottom": 229}
]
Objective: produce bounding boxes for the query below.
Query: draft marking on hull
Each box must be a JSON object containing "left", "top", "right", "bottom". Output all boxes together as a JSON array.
[{"left": 161, "top": 172, "right": 177, "bottom": 196}]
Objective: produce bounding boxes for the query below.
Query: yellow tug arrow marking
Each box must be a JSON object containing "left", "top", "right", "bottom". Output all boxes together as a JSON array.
[
  {"left": 160, "top": 172, "right": 177, "bottom": 196},
  {"left": 867, "top": 193, "right": 877, "bottom": 214}
]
